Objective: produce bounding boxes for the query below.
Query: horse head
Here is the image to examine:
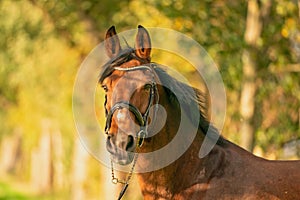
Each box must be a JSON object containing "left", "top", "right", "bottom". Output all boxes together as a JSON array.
[{"left": 100, "top": 25, "right": 158, "bottom": 165}]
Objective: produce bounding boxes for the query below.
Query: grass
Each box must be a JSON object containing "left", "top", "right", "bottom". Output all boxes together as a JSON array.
[
  {"left": 0, "top": 180, "right": 69, "bottom": 200},
  {"left": 0, "top": 181, "right": 31, "bottom": 200}
]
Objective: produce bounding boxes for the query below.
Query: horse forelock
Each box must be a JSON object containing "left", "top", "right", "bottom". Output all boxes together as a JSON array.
[
  {"left": 99, "top": 47, "right": 151, "bottom": 83},
  {"left": 99, "top": 48, "right": 134, "bottom": 83}
]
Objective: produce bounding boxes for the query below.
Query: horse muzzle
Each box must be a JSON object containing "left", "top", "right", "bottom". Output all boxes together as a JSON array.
[{"left": 106, "top": 134, "right": 136, "bottom": 165}]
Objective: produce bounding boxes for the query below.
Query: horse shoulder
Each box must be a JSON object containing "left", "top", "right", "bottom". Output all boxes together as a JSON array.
[
  {"left": 175, "top": 142, "right": 300, "bottom": 199},
  {"left": 173, "top": 184, "right": 282, "bottom": 200}
]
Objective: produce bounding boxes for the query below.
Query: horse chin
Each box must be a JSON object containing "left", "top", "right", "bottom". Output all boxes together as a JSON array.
[{"left": 110, "top": 151, "right": 135, "bottom": 166}]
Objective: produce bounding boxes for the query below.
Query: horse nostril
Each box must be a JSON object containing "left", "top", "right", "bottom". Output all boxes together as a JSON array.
[
  {"left": 106, "top": 133, "right": 115, "bottom": 149},
  {"left": 107, "top": 133, "right": 113, "bottom": 140},
  {"left": 126, "top": 135, "right": 135, "bottom": 151}
]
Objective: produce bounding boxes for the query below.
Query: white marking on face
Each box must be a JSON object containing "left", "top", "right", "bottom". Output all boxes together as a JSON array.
[{"left": 117, "top": 110, "right": 125, "bottom": 121}]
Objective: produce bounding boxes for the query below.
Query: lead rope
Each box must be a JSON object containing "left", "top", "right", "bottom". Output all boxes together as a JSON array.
[
  {"left": 111, "top": 130, "right": 146, "bottom": 200},
  {"left": 111, "top": 155, "right": 137, "bottom": 200}
]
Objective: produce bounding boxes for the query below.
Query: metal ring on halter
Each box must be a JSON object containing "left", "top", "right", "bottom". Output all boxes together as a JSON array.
[
  {"left": 137, "top": 129, "right": 146, "bottom": 147},
  {"left": 112, "top": 177, "right": 126, "bottom": 185},
  {"left": 112, "top": 177, "right": 119, "bottom": 184}
]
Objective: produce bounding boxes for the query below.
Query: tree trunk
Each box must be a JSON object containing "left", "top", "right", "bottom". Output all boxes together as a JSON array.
[
  {"left": 240, "top": 49, "right": 257, "bottom": 151},
  {"left": 298, "top": 0, "right": 300, "bottom": 20},
  {"left": 52, "top": 128, "right": 64, "bottom": 190},
  {"left": 31, "top": 120, "right": 53, "bottom": 192},
  {"left": 71, "top": 138, "right": 89, "bottom": 200},
  {"left": 239, "top": 0, "right": 263, "bottom": 151},
  {"left": 0, "top": 129, "right": 22, "bottom": 174}
]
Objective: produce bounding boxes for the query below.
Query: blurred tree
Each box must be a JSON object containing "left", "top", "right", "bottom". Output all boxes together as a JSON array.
[
  {"left": 252, "top": 0, "right": 300, "bottom": 156},
  {"left": 142, "top": 0, "right": 300, "bottom": 156},
  {"left": 239, "top": 0, "right": 270, "bottom": 151},
  {"left": 0, "top": 0, "right": 80, "bottom": 192}
]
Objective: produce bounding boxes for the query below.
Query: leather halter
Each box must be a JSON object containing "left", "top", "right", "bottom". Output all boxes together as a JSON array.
[{"left": 104, "top": 64, "right": 158, "bottom": 146}]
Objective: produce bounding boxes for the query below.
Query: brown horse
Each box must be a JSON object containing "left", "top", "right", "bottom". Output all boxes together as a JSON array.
[{"left": 99, "top": 25, "right": 300, "bottom": 200}]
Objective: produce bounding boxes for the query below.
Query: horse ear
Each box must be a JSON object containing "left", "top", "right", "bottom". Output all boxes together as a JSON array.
[
  {"left": 135, "top": 25, "right": 151, "bottom": 60},
  {"left": 105, "top": 26, "right": 122, "bottom": 58}
]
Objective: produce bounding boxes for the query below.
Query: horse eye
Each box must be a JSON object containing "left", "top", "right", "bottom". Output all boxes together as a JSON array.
[
  {"left": 144, "top": 84, "right": 152, "bottom": 91},
  {"left": 102, "top": 85, "right": 108, "bottom": 92}
]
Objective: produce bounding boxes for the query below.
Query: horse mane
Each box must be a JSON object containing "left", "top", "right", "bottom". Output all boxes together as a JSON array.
[
  {"left": 99, "top": 50, "right": 226, "bottom": 146},
  {"left": 153, "top": 66, "right": 226, "bottom": 146}
]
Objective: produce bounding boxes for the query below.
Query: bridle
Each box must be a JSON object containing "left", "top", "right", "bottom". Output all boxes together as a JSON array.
[
  {"left": 103, "top": 64, "right": 159, "bottom": 200},
  {"left": 104, "top": 64, "right": 158, "bottom": 146}
]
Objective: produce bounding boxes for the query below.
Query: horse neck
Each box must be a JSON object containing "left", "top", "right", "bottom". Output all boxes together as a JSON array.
[{"left": 136, "top": 88, "right": 221, "bottom": 197}]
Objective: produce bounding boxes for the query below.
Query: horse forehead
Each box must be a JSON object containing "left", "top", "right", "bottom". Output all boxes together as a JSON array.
[
  {"left": 108, "top": 71, "right": 149, "bottom": 102},
  {"left": 113, "top": 70, "right": 151, "bottom": 88}
]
